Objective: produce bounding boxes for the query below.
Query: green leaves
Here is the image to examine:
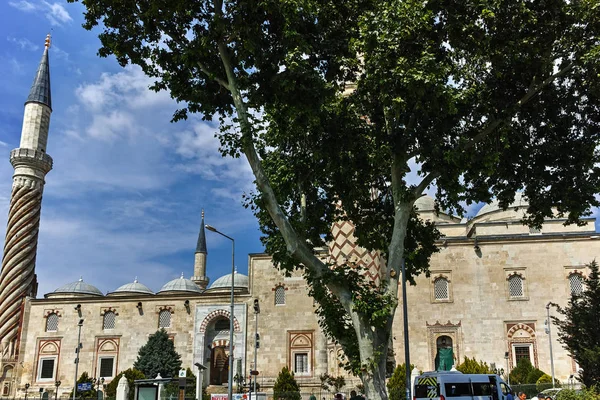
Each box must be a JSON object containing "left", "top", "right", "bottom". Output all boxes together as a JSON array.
[{"left": 133, "top": 329, "right": 182, "bottom": 379}]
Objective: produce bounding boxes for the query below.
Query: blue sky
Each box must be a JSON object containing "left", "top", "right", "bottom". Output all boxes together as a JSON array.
[
  {"left": 0, "top": 0, "right": 263, "bottom": 296},
  {"left": 1, "top": 1, "right": 598, "bottom": 297}
]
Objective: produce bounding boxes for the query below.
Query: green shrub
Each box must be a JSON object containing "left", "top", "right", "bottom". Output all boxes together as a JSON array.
[
  {"left": 387, "top": 364, "right": 415, "bottom": 400},
  {"left": 105, "top": 368, "right": 145, "bottom": 400},
  {"left": 510, "top": 359, "right": 534, "bottom": 385},
  {"left": 526, "top": 368, "right": 545, "bottom": 385},
  {"left": 455, "top": 357, "right": 493, "bottom": 374},
  {"left": 273, "top": 367, "right": 301, "bottom": 400}
]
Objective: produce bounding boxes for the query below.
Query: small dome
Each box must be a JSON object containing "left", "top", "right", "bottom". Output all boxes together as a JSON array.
[
  {"left": 108, "top": 278, "right": 154, "bottom": 296},
  {"left": 47, "top": 277, "right": 103, "bottom": 298},
  {"left": 158, "top": 273, "right": 203, "bottom": 294},
  {"left": 476, "top": 192, "right": 529, "bottom": 217},
  {"left": 209, "top": 271, "right": 249, "bottom": 290},
  {"left": 414, "top": 195, "right": 436, "bottom": 212}
]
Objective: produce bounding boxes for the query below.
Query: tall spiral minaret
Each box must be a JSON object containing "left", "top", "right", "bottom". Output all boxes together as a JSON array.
[{"left": 0, "top": 35, "right": 53, "bottom": 361}]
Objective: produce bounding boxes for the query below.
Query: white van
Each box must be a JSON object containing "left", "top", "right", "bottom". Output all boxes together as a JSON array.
[{"left": 413, "top": 371, "right": 513, "bottom": 400}]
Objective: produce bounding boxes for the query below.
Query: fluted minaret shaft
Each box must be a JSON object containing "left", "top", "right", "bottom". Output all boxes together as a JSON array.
[{"left": 0, "top": 37, "right": 53, "bottom": 358}]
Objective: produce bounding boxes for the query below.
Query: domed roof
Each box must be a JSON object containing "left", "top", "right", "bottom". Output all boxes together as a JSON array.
[
  {"left": 158, "top": 273, "right": 203, "bottom": 294},
  {"left": 108, "top": 278, "right": 154, "bottom": 296},
  {"left": 476, "top": 192, "right": 529, "bottom": 217},
  {"left": 209, "top": 271, "right": 249, "bottom": 290},
  {"left": 414, "top": 195, "right": 436, "bottom": 212},
  {"left": 49, "top": 278, "right": 103, "bottom": 297}
]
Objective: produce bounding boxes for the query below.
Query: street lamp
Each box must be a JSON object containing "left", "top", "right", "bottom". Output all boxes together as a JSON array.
[
  {"left": 73, "top": 319, "right": 84, "bottom": 400},
  {"left": 546, "top": 303, "right": 556, "bottom": 388},
  {"left": 205, "top": 224, "right": 235, "bottom": 400},
  {"left": 504, "top": 352, "right": 510, "bottom": 386},
  {"left": 55, "top": 381, "right": 61, "bottom": 400},
  {"left": 253, "top": 299, "right": 260, "bottom": 396},
  {"left": 25, "top": 383, "right": 30, "bottom": 400},
  {"left": 400, "top": 258, "right": 411, "bottom": 400}
]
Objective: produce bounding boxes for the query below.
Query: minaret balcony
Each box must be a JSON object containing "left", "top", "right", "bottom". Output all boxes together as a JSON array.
[{"left": 10, "top": 148, "right": 53, "bottom": 174}]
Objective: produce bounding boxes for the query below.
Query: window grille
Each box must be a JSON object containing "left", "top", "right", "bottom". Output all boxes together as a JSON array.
[
  {"left": 45, "top": 313, "right": 58, "bottom": 332},
  {"left": 434, "top": 278, "right": 449, "bottom": 301},
  {"left": 158, "top": 309, "right": 171, "bottom": 328},
  {"left": 40, "top": 359, "right": 55, "bottom": 379},
  {"left": 508, "top": 275, "right": 524, "bottom": 298},
  {"left": 514, "top": 346, "right": 530, "bottom": 363},
  {"left": 275, "top": 286, "right": 286, "bottom": 305},
  {"left": 569, "top": 273, "right": 583, "bottom": 296},
  {"left": 99, "top": 358, "right": 114, "bottom": 378},
  {"left": 294, "top": 353, "right": 308, "bottom": 373},
  {"left": 103, "top": 311, "right": 115, "bottom": 330},
  {"left": 214, "top": 319, "right": 230, "bottom": 331}
]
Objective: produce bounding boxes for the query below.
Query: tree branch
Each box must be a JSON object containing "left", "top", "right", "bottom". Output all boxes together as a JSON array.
[
  {"left": 413, "top": 171, "right": 440, "bottom": 199},
  {"left": 460, "top": 61, "right": 575, "bottom": 152},
  {"left": 197, "top": 61, "right": 230, "bottom": 90}
]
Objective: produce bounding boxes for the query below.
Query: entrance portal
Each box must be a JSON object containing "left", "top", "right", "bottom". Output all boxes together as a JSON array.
[
  {"left": 210, "top": 346, "right": 229, "bottom": 385},
  {"left": 435, "top": 335, "right": 454, "bottom": 371}
]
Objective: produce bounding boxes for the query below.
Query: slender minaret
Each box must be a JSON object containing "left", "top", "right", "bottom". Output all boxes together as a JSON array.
[
  {"left": 0, "top": 35, "right": 53, "bottom": 359},
  {"left": 192, "top": 210, "right": 209, "bottom": 289}
]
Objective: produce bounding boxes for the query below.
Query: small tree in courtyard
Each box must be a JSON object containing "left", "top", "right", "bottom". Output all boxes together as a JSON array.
[
  {"left": 134, "top": 329, "right": 182, "bottom": 379},
  {"left": 71, "top": 372, "right": 97, "bottom": 399},
  {"left": 274, "top": 367, "right": 301, "bottom": 400},
  {"left": 554, "top": 261, "right": 600, "bottom": 387},
  {"left": 387, "top": 364, "right": 414, "bottom": 400},
  {"left": 509, "top": 359, "right": 534, "bottom": 385}
]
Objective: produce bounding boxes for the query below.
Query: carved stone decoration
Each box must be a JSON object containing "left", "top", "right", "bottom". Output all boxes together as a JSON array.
[
  {"left": 506, "top": 322, "right": 538, "bottom": 369},
  {"left": 426, "top": 320, "right": 462, "bottom": 371}
]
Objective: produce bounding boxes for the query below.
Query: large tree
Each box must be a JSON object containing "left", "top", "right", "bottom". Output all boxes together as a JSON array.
[
  {"left": 553, "top": 261, "right": 600, "bottom": 387},
  {"left": 134, "top": 329, "right": 182, "bottom": 379},
  {"left": 68, "top": 0, "right": 600, "bottom": 399}
]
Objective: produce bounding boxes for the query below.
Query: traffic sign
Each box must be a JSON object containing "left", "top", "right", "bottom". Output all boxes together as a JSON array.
[
  {"left": 250, "top": 370, "right": 259, "bottom": 376},
  {"left": 179, "top": 369, "right": 187, "bottom": 378},
  {"left": 77, "top": 383, "right": 92, "bottom": 391}
]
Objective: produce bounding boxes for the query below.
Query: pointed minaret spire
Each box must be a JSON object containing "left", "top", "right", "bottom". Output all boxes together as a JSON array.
[
  {"left": 196, "top": 209, "right": 207, "bottom": 254},
  {"left": 0, "top": 36, "right": 54, "bottom": 371},
  {"left": 192, "top": 209, "right": 209, "bottom": 289},
  {"left": 26, "top": 34, "right": 52, "bottom": 111}
]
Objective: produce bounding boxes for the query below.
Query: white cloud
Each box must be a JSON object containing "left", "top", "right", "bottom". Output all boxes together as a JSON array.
[
  {"left": 8, "top": 0, "right": 72, "bottom": 26},
  {"left": 7, "top": 36, "right": 40, "bottom": 51},
  {"left": 8, "top": 0, "right": 35, "bottom": 11}
]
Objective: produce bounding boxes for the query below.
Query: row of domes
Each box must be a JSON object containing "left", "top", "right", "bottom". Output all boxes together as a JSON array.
[
  {"left": 45, "top": 272, "right": 249, "bottom": 298},
  {"left": 414, "top": 193, "right": 529, "bottom": 217}
]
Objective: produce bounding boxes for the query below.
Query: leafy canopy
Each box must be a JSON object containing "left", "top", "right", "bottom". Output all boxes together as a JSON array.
[
  {"left": 554, "top": 261, "right": 600, "bottom": 388},
  {"left": 133, "top": 329, "right": 182, "bottom": 379}
]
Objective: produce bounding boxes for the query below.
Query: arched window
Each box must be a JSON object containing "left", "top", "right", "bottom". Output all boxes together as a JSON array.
[
  {"left": 569, "top": 273, "right": 584, "bottom": 296},
  {"left": 158, "top": 309, "right": 171, "bottom": 328},
  {"left": 45, "top": 313, "right": 58, "bottom": 332},
  {"left": 275, "top": 286, "right": 286, "bottom": 305},
  {"left": 508, "top": 275, "right": 524, "bottom": 298},
  {"left": 103, "top": 311, "right": 116, "bottom": 330},
  {"left": 433, "top": 278, "right": 449, "bottom": 301}
]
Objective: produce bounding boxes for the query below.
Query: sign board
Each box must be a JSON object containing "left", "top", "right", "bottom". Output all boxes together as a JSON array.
[
  {"left": 211, "top": 395, "right": 229, "bottom": 400},
  {"left": 179, "top": 369, "right": 187, "bottom": 378},
  {"left": 250, "top": 370, "right": 259, "bottom": 376},
  {"left": 77, "top": 383, "right": 92, "bottom": 391}
]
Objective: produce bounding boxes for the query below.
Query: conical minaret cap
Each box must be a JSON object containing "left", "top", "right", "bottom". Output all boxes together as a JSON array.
[
  {"left": 25, "top": 35, "right": 52, "bottom": 111},
  {"left": 196, "top": 209, "right": 207, "bottom": 253}
]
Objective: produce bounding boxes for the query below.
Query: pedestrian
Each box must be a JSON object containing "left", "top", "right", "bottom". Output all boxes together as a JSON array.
[{"left": 517, "top": 392, "right": 527, "bottom": 400}]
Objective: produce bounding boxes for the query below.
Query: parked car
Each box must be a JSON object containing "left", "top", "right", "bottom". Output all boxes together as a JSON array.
[
  {"left": 414, "top": 370, "right": 512, "bottom": 400},
  {"left": 540, "top": 388, "right": 562, "bottom": 399}
]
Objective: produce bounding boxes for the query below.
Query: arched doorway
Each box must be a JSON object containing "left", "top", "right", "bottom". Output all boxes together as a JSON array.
[
  {"left": 435, "top": 335, "right": 453, "bottom": 371},
  {"left": 207, "top": 318, "right": 231, "bottom": 385}
]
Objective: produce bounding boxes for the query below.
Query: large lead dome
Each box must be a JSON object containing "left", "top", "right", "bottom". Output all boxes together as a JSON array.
[
  {"left": 108, "top": 278, "right": 154, "bottom": 296},
  {"left": 46, "top": 278, "right": 103, "bottom": 298},
  {"left": 208, "top": 271, "right": 249, "bottom": 290},
  {"left": 158, "top": 274, "right": 203, "bottom": 294}
]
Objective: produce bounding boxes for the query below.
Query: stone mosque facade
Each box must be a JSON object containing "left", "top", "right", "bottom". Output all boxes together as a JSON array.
[{"left": 1, "top": 40, "right": 599, "bottom": 399}]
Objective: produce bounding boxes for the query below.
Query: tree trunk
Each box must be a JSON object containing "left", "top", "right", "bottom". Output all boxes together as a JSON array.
[{"left": 357, "top": 331, "right": 389, "bottom": 400}]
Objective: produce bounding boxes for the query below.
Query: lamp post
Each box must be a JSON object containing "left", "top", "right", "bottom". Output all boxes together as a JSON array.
[
  {"left": 55, "top": 381, "right": 61, "bottom": 400},
  {"left": 546, "top": 303, "right": 556, "bottom": 388},
  {"left": 400, "top": 258, "right": 411, "bottom": 400},
  {"left": 25, "top": 383, "right": 30, "bottom": 400},
  {"left": 73, "top": 319, "right": 84, "bottom": 400},
  {"left": 253, "top": 299, "right": 260, "bottom": 396},
  {"left": 205, "top": 224, "right": 235, "bottom": 400}
]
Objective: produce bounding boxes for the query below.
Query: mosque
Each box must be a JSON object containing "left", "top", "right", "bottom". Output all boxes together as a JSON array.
[{"left": 0, "top": 39, "right": 598, "bottom": 399}]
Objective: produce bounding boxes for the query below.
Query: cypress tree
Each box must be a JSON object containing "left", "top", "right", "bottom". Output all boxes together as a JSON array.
[{"left": 134, "top": 329, "right": 182, "bottom": 379}]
